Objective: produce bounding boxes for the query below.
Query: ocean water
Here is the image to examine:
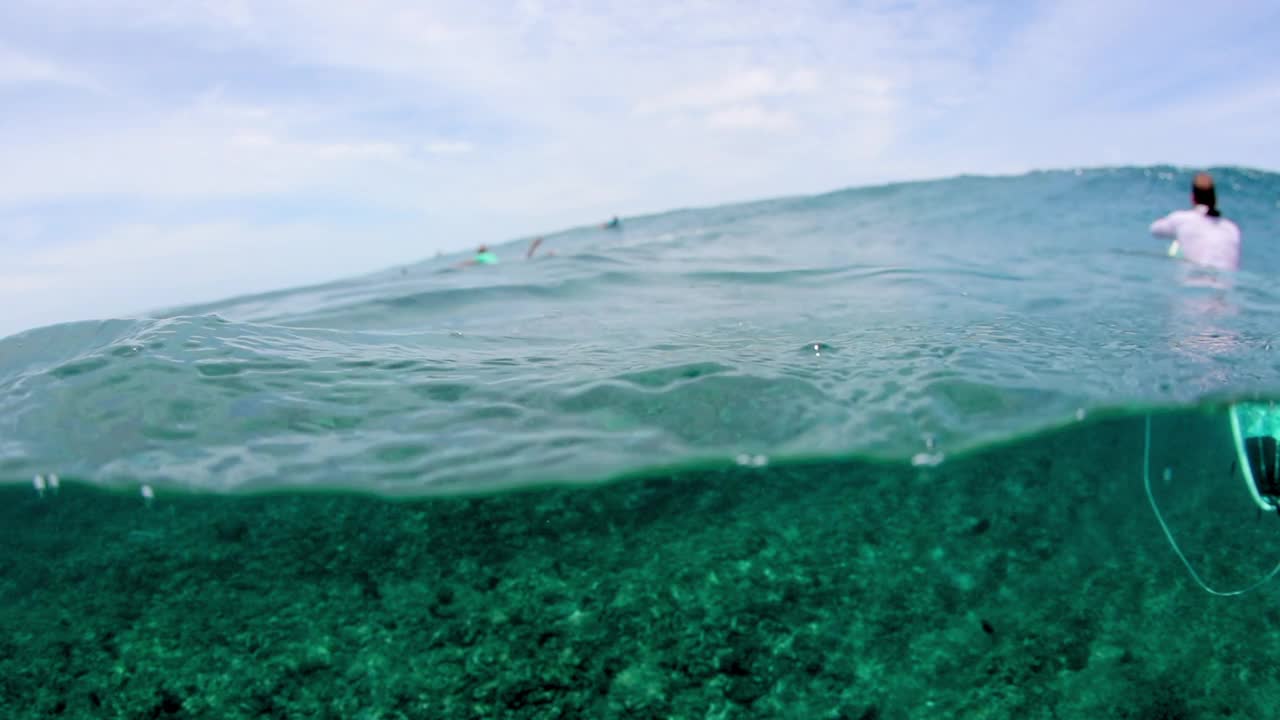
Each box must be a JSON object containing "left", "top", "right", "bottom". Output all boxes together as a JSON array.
[
  {"left": 5, "top": 166, "right": 1280, "bottom": 718},
  {"left": 2, "top": 165, "right": 1278, "bottom": 495}
]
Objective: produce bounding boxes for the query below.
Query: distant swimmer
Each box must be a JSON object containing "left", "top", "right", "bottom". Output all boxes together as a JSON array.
[
  {"left": 1150, "top": 172, "right": 1241, "bottom": 271},
  {"left": 601, "top": 216, "right": 621, "bottom": 230},
  {"left": 457, "top": 245, "right": 499, "bottom": 267},
  {"left": 526, "top": 236, "right": 555, "bottom": 259}
]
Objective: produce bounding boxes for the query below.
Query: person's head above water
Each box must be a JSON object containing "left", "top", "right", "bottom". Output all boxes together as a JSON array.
[
  {"left": 455, "top": 244, "right": 498, "bottom": 267},
  {"left": 469, "top": 245, "right": 498, "bottom": 265},
  {"left": 1191, "top": 172, "right": 1221, "bottom": 218}
]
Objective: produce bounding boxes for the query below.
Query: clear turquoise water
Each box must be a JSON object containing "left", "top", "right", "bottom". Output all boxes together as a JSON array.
[{"left": 2, "top": 165, "right": 1278, "bottom": 495}]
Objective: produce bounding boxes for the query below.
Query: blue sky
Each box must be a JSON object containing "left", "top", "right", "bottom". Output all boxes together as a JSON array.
[{"left": 2, "top": 0, "right": 1279, "bottom": 337}]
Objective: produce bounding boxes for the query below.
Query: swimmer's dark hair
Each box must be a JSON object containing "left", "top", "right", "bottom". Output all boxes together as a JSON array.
[{"left": 1192, "top": 172, "right": 1221, "bottom": 217}]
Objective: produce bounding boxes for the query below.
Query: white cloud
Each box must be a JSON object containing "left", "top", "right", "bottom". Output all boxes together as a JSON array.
[
  {"left": 425, "top": 140, "right": 474, "bottom": 154},
  {"left": 1, "top": 100, "right": 412, "bottom": 202},
  {"left": 706, "top": 105, "right": 796, "bottom": 132},
  {"left": 637, "top": 68, "right": 821, "bottom": 115},
  {"left": 0, "top": 44, "right": 100, "bottom": 90},
  {"left": 897, "top": 0, "right": 1280, "bottom": 176},
  {"left": 0, "top": 0, "right": 984, "bottom": 211},
  {"left": 228, "top": 130, "right": 275, "bottom": 148}
]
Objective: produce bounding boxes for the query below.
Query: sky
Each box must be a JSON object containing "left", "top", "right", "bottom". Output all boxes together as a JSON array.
[{"left": 2, "top": 0, "right": 1279, "bottom": 338}]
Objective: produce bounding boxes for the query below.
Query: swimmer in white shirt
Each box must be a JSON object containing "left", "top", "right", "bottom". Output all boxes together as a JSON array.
[{"left": 1150, "top": 172, "right": 1241, "bottom": 271}]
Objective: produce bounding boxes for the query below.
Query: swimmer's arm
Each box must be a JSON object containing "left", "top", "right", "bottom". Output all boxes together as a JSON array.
[{"left": 1149, "top": 213, "right": 1179, "bottom": 238}]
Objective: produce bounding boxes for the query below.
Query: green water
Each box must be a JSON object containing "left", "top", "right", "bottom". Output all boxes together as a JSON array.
[{"left": 5, "top": 409, "right": 1280, "bottom": 718}]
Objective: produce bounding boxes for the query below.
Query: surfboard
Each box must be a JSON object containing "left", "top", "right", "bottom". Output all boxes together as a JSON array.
[
  {"left": 1143, "top": 406, "right": 1280, "bottom": 595},
  {"left": 1229, "top": 402, "right": 1280, "bottom": 512}
]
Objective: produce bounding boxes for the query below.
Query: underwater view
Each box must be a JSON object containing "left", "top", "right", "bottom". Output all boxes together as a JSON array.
[{"left": 3, "top": 166, "right": 1280, "bottom": 718}]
